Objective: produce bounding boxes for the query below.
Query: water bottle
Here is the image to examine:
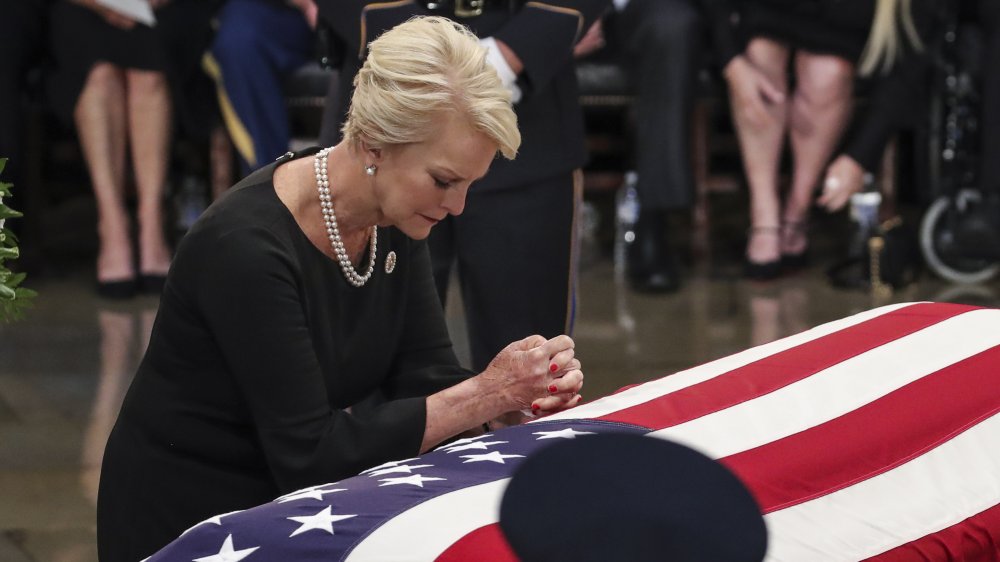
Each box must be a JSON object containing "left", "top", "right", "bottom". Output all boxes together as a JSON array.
[
  {"left": 848, "top": 190, "right": 882, "bottom": 258},
  {"left": 614, "top": 171, "right": 640, "bottom": 277}
]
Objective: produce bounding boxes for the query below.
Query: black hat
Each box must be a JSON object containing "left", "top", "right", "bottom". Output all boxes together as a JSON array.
[{"left": 499, "top": 433, "right": 768, "bottom": 562}]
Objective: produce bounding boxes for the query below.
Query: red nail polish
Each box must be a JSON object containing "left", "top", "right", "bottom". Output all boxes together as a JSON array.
[
  {"left": 549, "top": 363, "right": 558, "bottom": 373},
  {"left": 548, "top": 385, "right": 558, "bottom": 393},
  {"left": 531, "top": 403, "right": 540, "bottom": 411}
]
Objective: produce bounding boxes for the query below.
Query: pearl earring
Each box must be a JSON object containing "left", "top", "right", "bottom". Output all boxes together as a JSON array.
[{"left": 365, "top": 164, "right": 377, "bottom": 176}]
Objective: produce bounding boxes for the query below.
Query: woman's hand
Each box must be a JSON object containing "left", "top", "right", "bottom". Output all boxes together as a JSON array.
[
  {"left": 71, "top": 0, "right": 137, "bottom": 29},
  {"left": 724, "top": 55, "right": 786, "bottom": 129},
  {"left": 817, "top": 154, "right": 866, "bottom": 212},
  {"left": 481, "top": 334, "right": 582, "bottom": 414},
  {"left": 574, "top": 20, "right": 606, "bottom": 59},
  {"left": 422, "top": 335, "right": 583, "bottom": 452}
]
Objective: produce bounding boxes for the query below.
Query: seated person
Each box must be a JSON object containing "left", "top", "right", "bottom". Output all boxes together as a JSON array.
[
  {"left": 705, "top": 0, "right": 933, "bottom": 279},
  {"left": 96, "top": 17, "right": 584, "bottom": 562},
  {"left": 204, "top": 0, "right": 316, "bottom": 174}
]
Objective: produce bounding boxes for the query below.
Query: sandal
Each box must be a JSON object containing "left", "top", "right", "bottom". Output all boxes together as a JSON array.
[{"left": 780, "top": 221, "right": 809, "bottom": 270}]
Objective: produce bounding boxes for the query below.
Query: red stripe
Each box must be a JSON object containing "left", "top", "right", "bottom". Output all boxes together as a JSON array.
[
  {"left": 863, "top": 502, "right": 1000, "bottom": 561},
  {"left": 596, "top": 303, "right": 976, "bottom": 430},
  {"left": 434, "top": 524, "right": 517, "bottom": 562},
  {"left": 721, "top": 343, "right": 1000, "bottom": 512}
]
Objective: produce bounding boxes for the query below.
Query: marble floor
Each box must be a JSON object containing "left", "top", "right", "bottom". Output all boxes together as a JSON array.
[{"left": 1, "top": 200, "right": 999, "bottom": 561}]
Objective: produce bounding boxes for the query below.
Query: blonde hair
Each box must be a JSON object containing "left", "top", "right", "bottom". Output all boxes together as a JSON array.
[
  {"left": 858, "top": 0, "right": 924, "bottom": 76},
  {"left": 342, "top": 16, "right": 520, "bottom": 160}
]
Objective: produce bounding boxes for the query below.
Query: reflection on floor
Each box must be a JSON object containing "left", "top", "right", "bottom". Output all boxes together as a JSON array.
[{"left": 1, "top": 242, "right": 998, "bottom": 560}]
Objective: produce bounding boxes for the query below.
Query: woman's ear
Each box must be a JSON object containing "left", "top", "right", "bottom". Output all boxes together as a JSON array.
[{"left": 360, "top": 139, "right": 383, "bottom": 164}]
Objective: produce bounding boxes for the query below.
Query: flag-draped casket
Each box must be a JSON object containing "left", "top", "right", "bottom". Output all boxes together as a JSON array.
[{"left": 148, "top": 302, "right": 1000, "bottom": 561}]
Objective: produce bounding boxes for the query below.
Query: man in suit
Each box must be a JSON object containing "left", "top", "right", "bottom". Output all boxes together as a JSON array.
[{"left": 318, "top": 0, "right": 610, "bottom": 372}]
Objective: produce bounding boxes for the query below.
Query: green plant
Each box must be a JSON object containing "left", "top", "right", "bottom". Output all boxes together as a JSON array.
[{"left": 0, "top": 158, "right": 36, "bottom": 321}]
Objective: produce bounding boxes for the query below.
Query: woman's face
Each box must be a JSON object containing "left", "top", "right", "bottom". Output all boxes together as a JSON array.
[{"left": 370, "top": 110, "right": 498, "bottom": 240}]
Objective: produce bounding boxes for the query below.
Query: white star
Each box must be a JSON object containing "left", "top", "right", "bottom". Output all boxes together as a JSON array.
[
  {"left": 433, "top": 434, "right": 492, "bottom": 451},
  {"left": 360, "top": 457, "right": 419, "bottom": 474},
  {"left": 181, "top": 510, "right": 243, "bottom": 535},
  {"left": 460, "top": 451, "right": 525, "bottom": 464},
  {"left": 192, "top": 534, "right": 259, "bottom": 562},
  {"left": 277, "top": 486, "right": 347, "bottom": 503},
  {"left": 442, "top": 440, "right": 508, "bottom": 453},
  {"left": 366, "top": 463, "right": 434, "bottom": 477},
  {"left": 287, "top": 505, "right": 357, "bottom": 538},
  {"left": 533, "top": 428, "right": 596, "bottom": 440},
  {"left": 378, "top": 474, "right": 447, "bottom": 487}
]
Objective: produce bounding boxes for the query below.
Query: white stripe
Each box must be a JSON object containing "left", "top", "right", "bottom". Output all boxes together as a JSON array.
[
  {"left": 764, "top": 410, "right": 1000, "bottom": 561},
  {"left": 542, "top": 302, "right": 922, "bottom": 424},
  {"left": 343, "top": 479, "right": 509, "bottom": 562},
  {"left": 649, "top": 308, "right": 1000, "bottom": 459}
]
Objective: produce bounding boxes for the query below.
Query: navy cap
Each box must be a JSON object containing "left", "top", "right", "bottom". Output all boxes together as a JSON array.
[{"left": 499, "top": 433, "right": 768, "bottom": 562}]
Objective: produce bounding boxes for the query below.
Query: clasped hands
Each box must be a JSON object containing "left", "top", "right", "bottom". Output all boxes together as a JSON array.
[{"left": 482, "top": 334, "right": 583, "bottom": 427}]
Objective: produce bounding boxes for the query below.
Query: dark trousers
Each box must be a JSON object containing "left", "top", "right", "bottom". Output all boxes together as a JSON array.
[
  {"left": 208, "top": 0, "right": 312, "bottom": 173},
  {"left": 0, "top": 0, "right": 45, "bottom": 195},
  {"left": 612, "top": 0, "right": 703, "bottom": 211},
  {"left": 429, "top": 173, "right": 580, "bottom": 372}
]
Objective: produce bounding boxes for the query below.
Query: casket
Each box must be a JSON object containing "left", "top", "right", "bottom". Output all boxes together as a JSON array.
[{"left": 147, "top": 302, "right": 1000, "bottom": 561}]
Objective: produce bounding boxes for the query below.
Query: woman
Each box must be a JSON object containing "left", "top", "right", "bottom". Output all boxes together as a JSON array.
[
  {"left": 49, "top": 0, "right": 177, "bottom": 297},
  {"left": 96, "top": 17, "right": 584, "bottom": 562},
  {"left": 706, "top": 0, "right": 926, "bottom": 278}
]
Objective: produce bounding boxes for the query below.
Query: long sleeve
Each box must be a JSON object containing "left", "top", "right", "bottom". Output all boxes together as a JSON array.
[
  {"left": 843, "top": 0, "right": 937, "bottom": 172},
  {"left": 382, "top": 239, "right": 475, "bottom": 400},
  {"left": 194, "top": 225, "right": 431, "bottom": 491},
  {"left": 491, "top": 0, "right": 610, "bottom": 94}
]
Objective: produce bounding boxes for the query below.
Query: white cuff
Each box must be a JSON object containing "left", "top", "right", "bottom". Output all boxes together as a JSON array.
[{"left": 480, "top": 37, "right": 523, "bottom": 104}]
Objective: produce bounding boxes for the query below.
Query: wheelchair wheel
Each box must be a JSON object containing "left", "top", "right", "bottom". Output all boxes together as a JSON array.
[{"left": 920, "top": 193, "right": 1000, "bottom": 284}]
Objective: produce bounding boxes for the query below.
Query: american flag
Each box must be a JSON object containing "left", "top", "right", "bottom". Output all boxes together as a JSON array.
[{"left": 147, "top": 302, "right": 1000, "bottom": 561}]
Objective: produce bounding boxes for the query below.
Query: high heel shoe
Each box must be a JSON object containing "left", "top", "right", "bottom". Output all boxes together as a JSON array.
[
  {"left": 96, "top": 278, "right": 138, "bottom": 300},
  {"left": 139, "top": 274, "right": 167, "bottom": 295},
  {"left": 744, "top": 226, "right": 782, "bottom": 280},
  {"left": 780, "top": 221, "right": 810, "bottom": 271}
]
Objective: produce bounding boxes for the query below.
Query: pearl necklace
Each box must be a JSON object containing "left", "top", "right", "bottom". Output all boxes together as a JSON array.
[{"left": 314, "top": 147, "right": 377, "bottom": 287}]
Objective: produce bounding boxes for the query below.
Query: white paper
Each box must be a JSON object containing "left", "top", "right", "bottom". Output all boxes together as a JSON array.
[{"left": 95, "top": 0, "right": 156, "bottom": 27}]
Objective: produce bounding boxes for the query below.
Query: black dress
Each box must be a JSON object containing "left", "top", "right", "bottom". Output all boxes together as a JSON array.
[{"left": 96, "top": 150, "right": 472, "bottom": 562}]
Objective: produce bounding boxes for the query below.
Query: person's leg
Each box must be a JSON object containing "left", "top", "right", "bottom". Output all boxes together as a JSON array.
[
  {"left": 783, "top": 50, "right": 854, "bottom": 257},
  {"left": 455, "top": 174, "right": 579, "bottom": 372},
  {"left": 125, "top": 68, "right": 173, "bottom": 279},
  {"left": 74, "top": 63, "right": 133, "bottom": 286},
  {"left": 618, "top": 0, "right": 701, "bottom": 292},
  {"left": 729, "top": 38, "right": 790, "bottom": 268},
  {"left": 206, "top": 0, "right": 312, "bottom": 173}
]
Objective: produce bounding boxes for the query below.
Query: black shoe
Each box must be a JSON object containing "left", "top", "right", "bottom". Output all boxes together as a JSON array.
[
  {"left": 743, "top": 259, "right": 782, "bottom": 280},
  {"left": 139, "top": 274, "right": 167, "bottom": 295},
  {"left": 626, "top": 210, "right": 681, "bottom": 293},
  {"left": 96, "top": 278, "right": 138, "bottom": 300},
  {"left": 744, "top": 226, "right": 782, "bottom": 281}
]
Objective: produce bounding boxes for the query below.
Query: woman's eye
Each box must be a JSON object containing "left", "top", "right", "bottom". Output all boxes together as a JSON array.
[{"left": 433, "top": 177, "right": 452, "bottom": 189}]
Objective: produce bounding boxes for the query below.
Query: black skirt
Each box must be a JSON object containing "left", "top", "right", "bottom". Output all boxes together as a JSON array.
[
  {"left": 47, "top": 1, "right": 169, "bottom": 124},
  {"left": 740, "top": 0, "right": 876, "bottom": 62}
]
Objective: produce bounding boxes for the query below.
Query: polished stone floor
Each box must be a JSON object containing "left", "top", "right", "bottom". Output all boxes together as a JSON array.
[{"left": 2, "top": 202, "right": 999, "bottom": 561}]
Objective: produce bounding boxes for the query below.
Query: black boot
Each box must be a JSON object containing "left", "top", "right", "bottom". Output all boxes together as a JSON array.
[{"left": 626, "top": 209, "right": 681, "bottom": 293}]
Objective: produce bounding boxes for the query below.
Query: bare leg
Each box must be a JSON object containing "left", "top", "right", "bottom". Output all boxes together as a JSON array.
[
  {"left": 784, "top": 51, "right": 855, "bottom": 255},
  {"left": 74, "top": 63, "right": 132, "bottom": 283},
  {"left": 729, "top": 38, "right": 791, "bottom": 264},
  {"left": 125, "top": 68, "right": 173, "bottom": 276}
]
